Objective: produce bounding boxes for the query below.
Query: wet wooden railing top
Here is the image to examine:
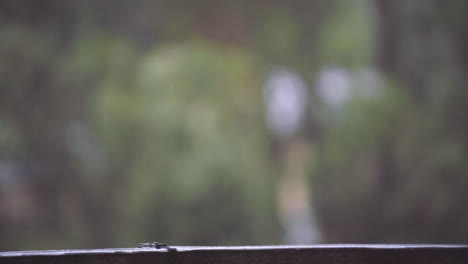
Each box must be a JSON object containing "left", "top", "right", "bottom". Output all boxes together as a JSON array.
[{"left": 2, "top": 244, "right": 468, "bottom": 264}]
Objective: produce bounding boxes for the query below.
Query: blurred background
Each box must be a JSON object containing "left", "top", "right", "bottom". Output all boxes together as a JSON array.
[{"left": 1, "top": 0, "right": 468, "bottom": 250}]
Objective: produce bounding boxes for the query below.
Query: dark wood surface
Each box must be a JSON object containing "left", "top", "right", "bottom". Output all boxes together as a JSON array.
[{"left": 2, "top": 244, "right": 468, "bottom": 264}]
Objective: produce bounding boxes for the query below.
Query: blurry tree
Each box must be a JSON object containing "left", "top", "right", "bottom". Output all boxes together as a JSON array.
[
  {"left": 0, "top": 0, "right": 284, "bottom": 249},
  {"left": 0, "top": 0, "right": 103, "bottom": 249},
  {"left": 96, "top": 42, "right": 280, "bottom": 245},
  {"left": 312, "top": 0, "right": 468, "bottom": 243}
]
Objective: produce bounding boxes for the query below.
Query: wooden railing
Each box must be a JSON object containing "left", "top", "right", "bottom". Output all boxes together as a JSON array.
[{"left": 2, "top": 244, "right": 468, "bottom": 264}]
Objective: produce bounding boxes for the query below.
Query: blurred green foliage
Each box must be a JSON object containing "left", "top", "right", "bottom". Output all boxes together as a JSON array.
[
  {"left": 97, "top": 42, "right": 279, "bottom": 244},
  {"left": 1, "top": 0, "right": 468, "bottom": 250}
]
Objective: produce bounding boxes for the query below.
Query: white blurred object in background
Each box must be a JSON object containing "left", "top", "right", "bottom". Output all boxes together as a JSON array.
[
  {"left": 263, "top": 68, "right": 308, "bottom": 139},
  {"left": 263, "top": 67, "right": 321, "bottom": 244}
]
